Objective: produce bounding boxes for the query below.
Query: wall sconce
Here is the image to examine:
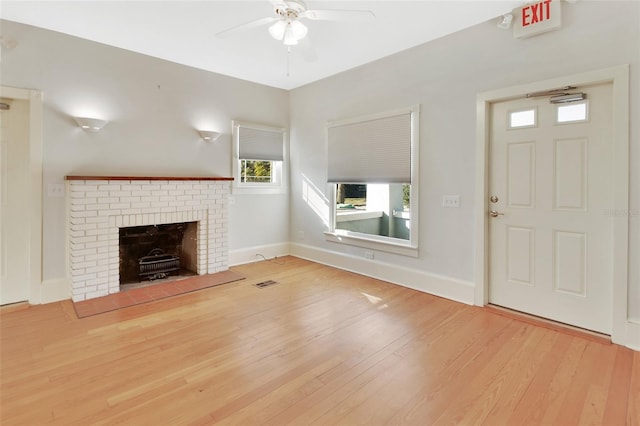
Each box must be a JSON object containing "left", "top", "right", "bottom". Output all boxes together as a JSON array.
[
  {"left": 198, "top": 130, "right": 221, "bottom": 142},
  {"left": 74, "top": 117, "right": 108, "bottom": 132},
  {"left": 497, "top": 13, "right": 514, "bottom": 30}
]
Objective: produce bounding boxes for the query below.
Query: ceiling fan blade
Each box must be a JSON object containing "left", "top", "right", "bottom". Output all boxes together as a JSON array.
[
  {"left": 270, "top": 0, "right": 288, "bottom": 9},
  {"left": 216, "top": 16, "right": 279, "bottom": 38},
  {"left": 301, "top": 9, "right": 375, "bottom": 21}
]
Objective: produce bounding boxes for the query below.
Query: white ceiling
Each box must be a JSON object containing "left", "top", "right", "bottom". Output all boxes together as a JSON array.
[{"left": 1, "top": 1, "right": 522, "bottom": 90}]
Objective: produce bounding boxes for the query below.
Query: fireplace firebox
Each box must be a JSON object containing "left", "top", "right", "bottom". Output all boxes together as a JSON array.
[
  {"left": 119, "top": 222, "right": 198, "bottom": 286},
  {"left": 138, "top": 248, "right": 180, "bottom": 280}
]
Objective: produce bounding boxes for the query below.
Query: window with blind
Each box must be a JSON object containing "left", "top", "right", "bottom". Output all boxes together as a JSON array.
[
  {"left": 326, "top": 106, "right": 419, "bottom": 256},
  {"left": 232, "top": 121, "right": 287, "bottom": 194}
]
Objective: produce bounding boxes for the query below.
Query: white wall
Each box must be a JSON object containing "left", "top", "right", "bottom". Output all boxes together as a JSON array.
[
  {"left": 289, "top": 1, "right": 640, "bottom": 319},
  {"left": 0, "top": 20, "right": 290, "bottom": 288}
]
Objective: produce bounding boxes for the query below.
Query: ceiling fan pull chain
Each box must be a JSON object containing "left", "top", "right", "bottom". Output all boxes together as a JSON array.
[{"left": 286, "top": 46, "right": 291, "bottom": 77}]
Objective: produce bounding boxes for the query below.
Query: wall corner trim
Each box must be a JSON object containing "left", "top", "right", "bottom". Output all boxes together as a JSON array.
[
  {"left": 625, "top": 320, "right": 640, "bottom": 351},
  {"left": 40, "top": 278, "right": 71, "bottom": 304}
]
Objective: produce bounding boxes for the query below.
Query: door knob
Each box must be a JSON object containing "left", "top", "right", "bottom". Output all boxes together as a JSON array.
[{"left": 489, "top": 210, "right": 504, "bottom": 218}]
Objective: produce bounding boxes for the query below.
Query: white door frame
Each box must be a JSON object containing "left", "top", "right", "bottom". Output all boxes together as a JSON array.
[
  {"left": 0, "top": 86, "right": 44, "bottom": 304},
  {"left": 474, "top": 65, "right": 629, "bottom": 346}
]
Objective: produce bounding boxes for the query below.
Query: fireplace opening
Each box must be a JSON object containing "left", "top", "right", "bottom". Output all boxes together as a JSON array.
[{"left": 119, "top": 222, "right": 198, "bottom": 289}]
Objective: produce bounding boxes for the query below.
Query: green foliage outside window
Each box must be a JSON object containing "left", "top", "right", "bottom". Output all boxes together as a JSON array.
[
  {"left": 403, "top": 184, "right": 410, "bottom": 208},
  {"left": 241, "top": 160, "right": 272, "bottom": 183}
]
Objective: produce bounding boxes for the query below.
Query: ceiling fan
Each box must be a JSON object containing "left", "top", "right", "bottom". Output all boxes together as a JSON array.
[{"left": 216, "top": 0, "right": 375, "bottom": 46}]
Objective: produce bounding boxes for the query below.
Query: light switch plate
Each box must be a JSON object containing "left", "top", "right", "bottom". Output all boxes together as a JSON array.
[
  {"left": 48, "top": 183, "right": 65, "bottom": 197},
  {"left": 442, "top": 195, "right": 460, "bottom": 208}
]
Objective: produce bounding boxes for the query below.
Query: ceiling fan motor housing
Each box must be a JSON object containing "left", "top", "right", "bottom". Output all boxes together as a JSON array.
[{"left": 274, "top": 0, "right": 307, "bottom": 19}]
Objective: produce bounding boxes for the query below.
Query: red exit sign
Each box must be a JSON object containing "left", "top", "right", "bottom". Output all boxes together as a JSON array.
[{"left": 514, "top": 0, "right": 562, "bottom": 39}]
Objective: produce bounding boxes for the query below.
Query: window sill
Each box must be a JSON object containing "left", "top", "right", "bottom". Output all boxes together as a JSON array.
[
  {"left": 232, "top": 184, "right": 286, "bottom": 195},
  {"left": 324, "top": 231, "right": 418, "bottom": 258}
]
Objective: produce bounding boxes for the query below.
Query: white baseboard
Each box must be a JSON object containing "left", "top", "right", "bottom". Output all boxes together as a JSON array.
[
  {"left": 290, "top": 242, "right": 475, "bottom": 305},
  {"left": 40, "top": 278, "right": 71, "bottom": 304},
  {"left": 229, "top": 242, "right": 291, "bottom": 266}
]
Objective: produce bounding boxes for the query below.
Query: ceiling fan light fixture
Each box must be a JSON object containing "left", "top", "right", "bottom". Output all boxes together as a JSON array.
[
  {"left": 290, "top": 19, "right": 308, "bottom": 39},
  {"left": 282, "top": 20, "right": 307, "bottom": 46},
  {"left": 268, "top": 20, "right": 287, "bottom": 40},
  {"left": 283, "top": 25, "right": 299, "bottom": 45}
]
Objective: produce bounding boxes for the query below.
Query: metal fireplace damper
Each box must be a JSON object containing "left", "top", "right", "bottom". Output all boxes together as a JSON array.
[{"left": 138, "top": 248, "right": 180, "bottom": 281}]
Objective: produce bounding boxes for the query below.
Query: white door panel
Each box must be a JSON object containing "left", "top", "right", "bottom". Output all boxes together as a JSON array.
[
  {"left": 489, "top": 83, "right": 613, "bottom": 334},
  {"left": 0, "top": 99, "right": 30, "bottom": 305}
]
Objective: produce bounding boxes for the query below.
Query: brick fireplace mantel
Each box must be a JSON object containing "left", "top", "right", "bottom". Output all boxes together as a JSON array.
[{"left": 66, "top": 176, "right": 233, "bottom": 302}]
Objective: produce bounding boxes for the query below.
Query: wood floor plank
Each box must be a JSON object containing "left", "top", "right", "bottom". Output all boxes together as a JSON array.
[
  {"left": 602, "top": 346, "right": 633, "bottom": 426},
  {"left": 503, "top": 332, "right": 574, "bottom": 425},
  {"left": 554, "top": 342, "right": 616, "bottom": 425},
  {"left": 629, "top": 353, "right": 640, "bottom": 426},
  {"left": 262, "top": 300, "right": 474, "bottom": 425},
  {"left": 449, "top": 327, "right": 559, "bottom": 425},
  {"left": 0, "top": 256, "right": 637, "bottom": 425},
  {"left": 332, "top": 310, "right": 505, "bottom": 425},
  {"left": 535, "top": 337, "right": 591, "bottom": 425}
]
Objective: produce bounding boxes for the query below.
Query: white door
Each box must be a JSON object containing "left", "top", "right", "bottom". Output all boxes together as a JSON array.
[
  {"left": 489, "top": 83, "right": 613, "bottom": 334},
  {"left": 0, "top": 97, "right": 30, "bottom": 305}
]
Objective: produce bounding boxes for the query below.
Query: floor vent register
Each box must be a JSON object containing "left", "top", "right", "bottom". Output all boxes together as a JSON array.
[{"left": 254, "top": 280, "right": 279, "bottom": 289}]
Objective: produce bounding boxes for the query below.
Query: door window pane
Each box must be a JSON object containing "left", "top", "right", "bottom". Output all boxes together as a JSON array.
[
  {"left": 509, "top": 108, "right": 537, "bottom": 129},
  {"left": 557, "top": 102, "right": 588, "bottom": 123}
]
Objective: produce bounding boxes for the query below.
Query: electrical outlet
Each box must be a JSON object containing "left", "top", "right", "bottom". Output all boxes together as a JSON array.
[
  {"left": 228, "top": 195, "right": 235, "bottom": 205},
  {"left": 48, "top": 183, "right": 65, "bottom": 198},
  {"left": 365, "top": 251, "right": 374, "bottom": 260},
  {"left": 298, "top": 230, "right": 305, "bottom": 241},
  {"left": 442, "top": 195, "right": 460, "bottom": 208}
]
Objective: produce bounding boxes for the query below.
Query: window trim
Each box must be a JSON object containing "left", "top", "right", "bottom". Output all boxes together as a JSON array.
[
  {"left": 232, "top": 120, "right": 288, "bottom": 195},
  {"left": 325, "top": 105, "right": 420, "bottom": 257}
]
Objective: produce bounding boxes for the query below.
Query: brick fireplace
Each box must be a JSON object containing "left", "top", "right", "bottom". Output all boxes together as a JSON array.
[{"left": 66, "top": 176, "right": 233, "bottom": 302}]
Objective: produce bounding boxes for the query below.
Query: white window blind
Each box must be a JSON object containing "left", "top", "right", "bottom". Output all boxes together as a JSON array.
[
  {"left": 238, "top": 126, "right": 284, "bottom": 162},
  {"left": 327, "top": 112, "right": 412, "bottom": 183}
]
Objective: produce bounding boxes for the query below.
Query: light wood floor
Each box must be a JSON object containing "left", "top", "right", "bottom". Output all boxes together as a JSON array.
[{"left": 1, "top": 257, "right": 638, "bottom": 425}]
